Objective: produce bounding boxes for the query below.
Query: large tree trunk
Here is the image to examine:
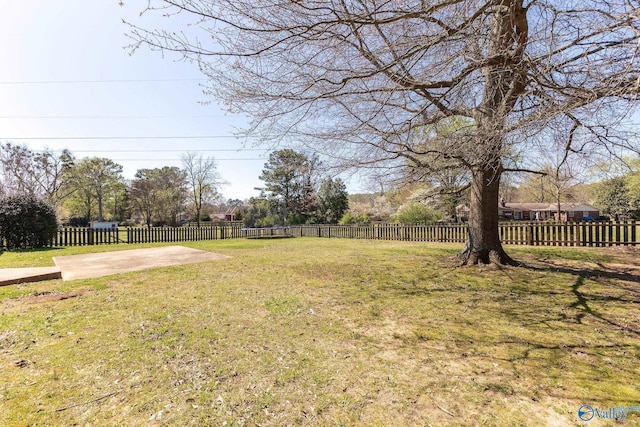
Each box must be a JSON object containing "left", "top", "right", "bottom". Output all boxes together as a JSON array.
[
  {"left": 459, "top": 166, "right": 517, "bottom": 266},
  {"left": 456, "top": 3, "right": 526, "bottom": 267}
]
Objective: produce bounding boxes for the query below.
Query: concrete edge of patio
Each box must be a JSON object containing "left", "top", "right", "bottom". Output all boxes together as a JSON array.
[{"left": 0, "top": 267, "right": 62, "bottom": 287}]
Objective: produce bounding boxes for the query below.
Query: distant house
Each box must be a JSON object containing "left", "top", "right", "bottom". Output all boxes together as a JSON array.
[
  {"left": 455, "top": 202, "right": 600, "bottom": 222},
  {"left": 210, "top": 206, "right": 238, "bottom": 222},
  {"left": 499, "top": 202, "right": 600, "bottom": 222}
]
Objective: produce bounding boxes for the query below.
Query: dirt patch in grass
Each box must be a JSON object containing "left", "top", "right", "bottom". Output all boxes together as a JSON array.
[
  {"left": 23, "top": 290, "right": 86, "bottom": 304},
  {"left": 1, "top": 290, "right": 87, "bottom": 311}
]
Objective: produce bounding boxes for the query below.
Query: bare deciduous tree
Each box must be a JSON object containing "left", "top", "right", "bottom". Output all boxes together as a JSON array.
[
  {"left": 131, "top": 167, "right": 188, "bottom": 227},
  {"left": 182, "top": 152, "right": 222, "bottom": 227},
  {"left": 129, "top": 0, "right": 640, "bottom": 264},
  {"left": 67, "top": 158, "right": 124, "bottom": 222},
  {"left": 0, "top": 143, "right": 75, "bottom": 208},
  {"left": 131, "top": 170, "right": 159, "bottom": 228}
]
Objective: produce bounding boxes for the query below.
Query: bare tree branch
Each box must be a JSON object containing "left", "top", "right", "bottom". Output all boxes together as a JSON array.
[{"left": 129, "top": 0, "right": 640, "bottom": 264}]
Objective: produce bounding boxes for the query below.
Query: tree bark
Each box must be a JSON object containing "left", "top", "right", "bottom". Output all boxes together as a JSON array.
[
  {"left": 456, "top": 2, "right": 525, "bottom": 266},
  {"left": 459, "top": 166, "right": 517, "bottom": 266}
]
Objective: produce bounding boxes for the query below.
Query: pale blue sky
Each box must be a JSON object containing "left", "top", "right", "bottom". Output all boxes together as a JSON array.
[
  {"left": 0, "top": 1, "right": 283, "bottom": 200},
  {"left": 2, "top": 2, "right": 638, "bottom": 202}
]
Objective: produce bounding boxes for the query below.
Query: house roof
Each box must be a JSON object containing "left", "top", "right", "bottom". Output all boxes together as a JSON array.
[
  {"left": 457, "top": 202, "right": 600, "bottom": 213},
  {"left": 502, "top": 203, "right": 549, "bottom": 211},
  {"left": 502, "top": 203, "right": 599, "bottom": 212}
]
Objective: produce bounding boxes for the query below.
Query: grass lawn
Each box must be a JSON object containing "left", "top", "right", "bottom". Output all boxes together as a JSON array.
[{"left": 0, "top": 238, "right": 638, "bottom": 426}]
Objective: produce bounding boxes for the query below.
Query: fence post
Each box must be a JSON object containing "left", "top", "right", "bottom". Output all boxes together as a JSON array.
[
  {"left": 88, "top": 228, "right": 94, "bottom": 245},
  {"left": 526, "top": 224, "right": 534, "bottom": 246}
]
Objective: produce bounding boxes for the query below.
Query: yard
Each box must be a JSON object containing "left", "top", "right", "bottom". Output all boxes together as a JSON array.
[{"left": 0, "top": 239, "right": 638, "bottom": 426}]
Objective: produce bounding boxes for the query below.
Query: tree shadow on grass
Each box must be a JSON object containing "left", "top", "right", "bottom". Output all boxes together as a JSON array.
[
  {"left": 486, "top": 339, "right": 638, "bottom": 403},
  {"left": 521, "top": 261, "right": 640, "bottom": 336},
  {"left": 339, "top": 255, "right": 639, "bottom": 410},
  {"left": 523, "top": 255, "right": 640, "bottom": 291},
  {"left": 486, "top": 262, "right": 639, "bottom": 403}
]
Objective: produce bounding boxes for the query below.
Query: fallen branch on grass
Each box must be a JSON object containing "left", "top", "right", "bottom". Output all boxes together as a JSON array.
[
  {"left": 56, "top": 390, "right": 121, "bottom": 412},
  {"left": 437, "top": 405, "right": 455, "bottom": 417}
]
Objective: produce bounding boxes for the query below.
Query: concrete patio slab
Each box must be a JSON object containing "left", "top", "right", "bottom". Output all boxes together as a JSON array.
[
  {"left": 53, "top": 246, "right": 230, "bottom": 281},
  {"left": 0, "top": 267, "right": 62, "bottom": 287}
]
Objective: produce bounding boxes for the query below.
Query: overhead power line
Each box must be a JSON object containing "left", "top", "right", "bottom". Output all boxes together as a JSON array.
[
  {"left": 108, "top": 158, "right": 264, "bottom": 161},
  {"left": 2, "top": 135, "right": 256, "bottom": 140},
  {"left": 0, "top": 78, "right": 208, "bottom": 85},
  {"left": 0, "top": 115, "right": 231, "bottom": 119},
  {"left": 66, "top": 149, "right": 268, "bottom": 153}
]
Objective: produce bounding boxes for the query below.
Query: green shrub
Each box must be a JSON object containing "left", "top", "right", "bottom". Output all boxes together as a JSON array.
[
  {"left": 256, "top": 214, "right": 281, "bottom": 228},
  {"left": 338, "top": 212, "right": 370, "bottom": 225},
  {"left": 0, "top": 195, "right": 58, "bottom": 249},
  {"left": 391, "top": 202, "right": 442, "bottom": 224}
]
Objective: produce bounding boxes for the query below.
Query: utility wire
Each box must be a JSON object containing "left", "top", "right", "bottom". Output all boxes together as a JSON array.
[
  {"left": 107, "top": 158, "right": 264, "bottom": 161},
  {"left": 0, "top": 78, "right": 207, "bottom": 85},
  {"left": 3, "top": 136, "right": 256, "bottom": 140},
  {"left": 0, "top": 115, "right": 230, "bottom": 119},
  {"left": 64, "top": 149, "right": 268, "bottom": 153}
]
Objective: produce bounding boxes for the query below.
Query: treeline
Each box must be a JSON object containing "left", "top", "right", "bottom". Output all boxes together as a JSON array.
[
  {"left": 244, "top": 149, "right": 350, "bottom": 226},
  {"left": 4, "top": 141, "right": 636, "bottom": 229},
  {"left": 0, "top": 143, "right": 352, "bottom": 228},
  {"left": 0, "top": 143, "right": 223, "bottom": 227}
]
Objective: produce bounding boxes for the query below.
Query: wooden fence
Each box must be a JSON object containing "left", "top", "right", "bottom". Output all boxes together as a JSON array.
[
  {"left": 289, "top": 221, "right": 638, "bottom": 247},
  {"left": 51, "top": 225, "right": 243, "bottom": 247},
  {"left": 291, "top": 224, "right": 468, "bottom": 242},
  {"left": 241, "top": 227, "right": 293, "bottom": 239},
  {"left": 498, "top": 221, "right": 638, "bottom": 247},
  {"left": 55, "top": 227, "right": 123, "bottom": 246},
  {"left": 126, "top": 225, "right": 243, "bottom": 244},
  {"left": 41, "top": 221, "right": 638, "bottom": 248}
]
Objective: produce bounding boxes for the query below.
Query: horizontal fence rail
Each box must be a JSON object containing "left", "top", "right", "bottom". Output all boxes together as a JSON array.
[
  {"left": 241, "top": 227, "right": 292, "bottom": 239},
  {"left": 292, "top": 224, "right": 468, "bottom": 243},
  {"left": 46, "top": 225, "right": 243, "bottom": 247},
  {"left": 126, "top": 225, "right": 244, "bottom": 243},
  {"left": 498, "top": 221, "right": 638, "bottom": 247},
  {"left": 288, "top": 221, "right": 638, "bottom": 247},
  {"left": 3, "top": 221, "right": 635, "bottom": 249},
  {"left": 54, "top": 227, "right": 123, "bottom": 246}
]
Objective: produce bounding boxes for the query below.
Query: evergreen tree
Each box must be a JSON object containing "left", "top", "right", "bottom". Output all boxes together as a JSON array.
[
  {"left": 596, "top": 177, "right": 630, "bottom": 220},
  {"left": 316, "top": 178, "right": 349, "bottom": 224},
  {"left": 258, "top": 149, "right": 319, "bottom": 224}
]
